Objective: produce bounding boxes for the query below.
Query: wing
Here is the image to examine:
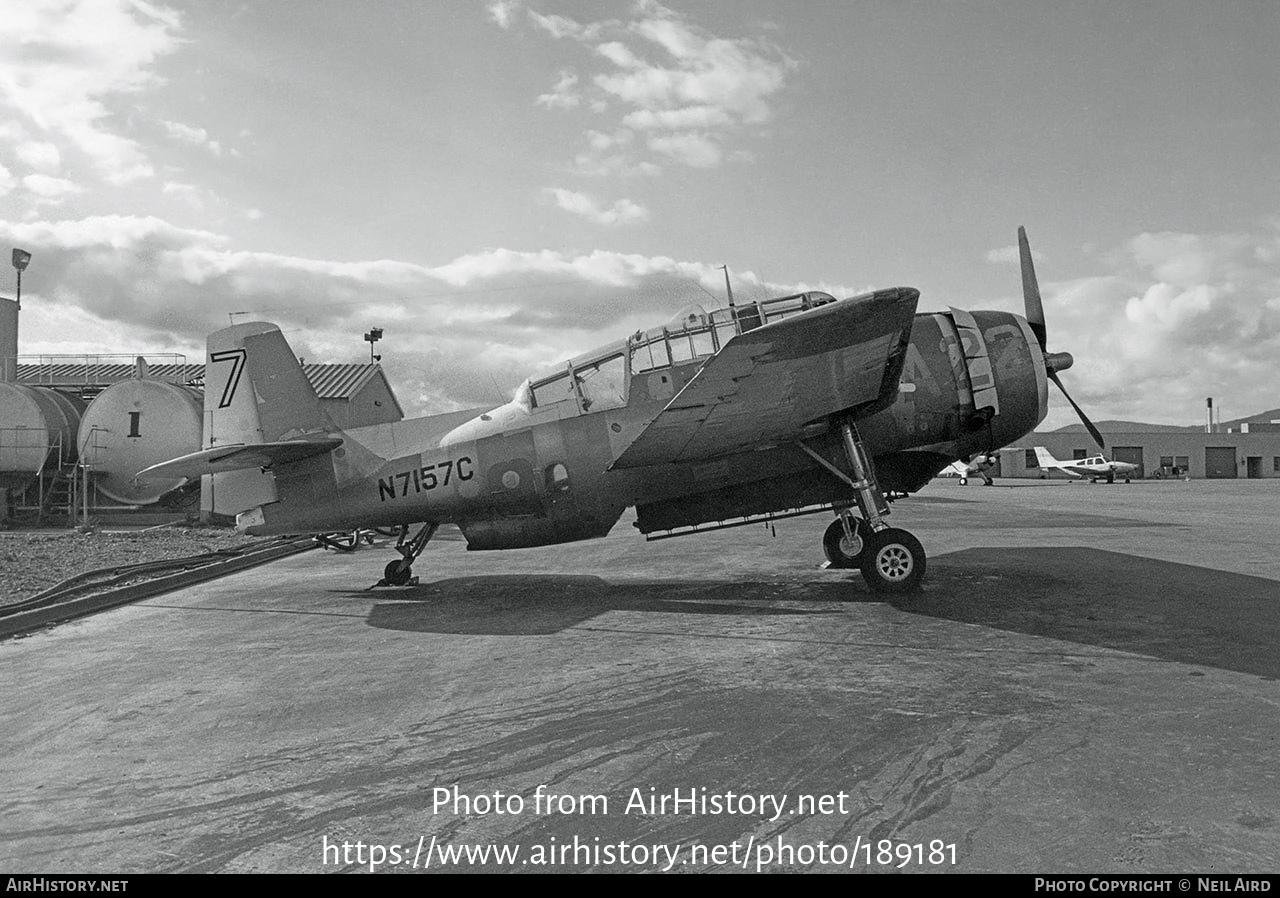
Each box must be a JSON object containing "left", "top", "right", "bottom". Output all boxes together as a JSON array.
[
  {"left": 609, "top": 286, "right": 918, "bottom": 470},
  {"left": 136, "top": 438, "right": 343, "bottom": 480}
]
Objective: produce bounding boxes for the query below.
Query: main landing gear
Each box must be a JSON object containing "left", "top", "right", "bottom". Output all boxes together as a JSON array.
[
  {"left": 802, "top": 420, "right": 926, "bottom": 593},
  {"left": 375, "top": 521, "right": 438, "bottom": 587}
]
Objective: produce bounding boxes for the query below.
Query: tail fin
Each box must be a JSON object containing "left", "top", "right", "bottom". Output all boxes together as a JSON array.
[
  {"left": 1033, "top": 446, "right": 1060, "bottom": 469},
  {"left": 204, "top": 322, "right": 331, "bottom": 448},
  {"left": 203, "top": 323, "right": 336, "bottom": 520}
]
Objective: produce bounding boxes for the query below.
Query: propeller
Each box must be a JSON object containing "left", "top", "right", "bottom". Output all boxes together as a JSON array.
[{"left": 1018, "top": 226, "right": 1106, "bottom": 452}]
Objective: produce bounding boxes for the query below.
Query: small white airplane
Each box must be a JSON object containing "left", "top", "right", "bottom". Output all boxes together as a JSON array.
[
  {"left": 944, "top": 452, "right": 1001, "bottom": 485},
  {"left": 1034, "top": 446, "right": 1137, "bottom": 483}
]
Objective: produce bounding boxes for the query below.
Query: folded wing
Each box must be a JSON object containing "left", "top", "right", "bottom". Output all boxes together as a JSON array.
[{"left": 609, "top": 286, "right": 918, "bottom": 470}]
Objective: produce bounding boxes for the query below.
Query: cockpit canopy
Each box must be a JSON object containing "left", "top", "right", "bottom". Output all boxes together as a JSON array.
[{"left": 519, "top": 290, "right": 838, "bottom": 414}]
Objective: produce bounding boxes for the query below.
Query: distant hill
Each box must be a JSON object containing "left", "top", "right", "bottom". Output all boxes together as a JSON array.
[{"left": 1047, "top": 408, "right": 1280, "bottom": 434}]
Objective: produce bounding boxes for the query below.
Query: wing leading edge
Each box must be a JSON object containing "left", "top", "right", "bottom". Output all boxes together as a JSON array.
[{"left": 609, "top": 286, "right": 919, "bottom": 470}]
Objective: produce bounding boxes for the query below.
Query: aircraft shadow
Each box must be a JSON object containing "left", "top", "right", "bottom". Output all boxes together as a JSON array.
[
  {"left": 359, "top": 575, "right": 851, "bottom": 636},
  {"left": 896, "top": 547, "right": 1280, "bottom": 679}
]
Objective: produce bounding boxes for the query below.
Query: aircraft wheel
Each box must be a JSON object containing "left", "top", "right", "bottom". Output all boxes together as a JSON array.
[
  {"left": 1124, "top": 477, "right": 1131, "bottom": 484},
  {"left": 823, "top": 518, "right": 869, "bottom": 568},
  {"left": 383, "top": 559, "right": 413, "bottom": 586},
  {"left": 860, "top": 528, "right": 926, "bottom": 593},
  {"left": 958, "top": 477, "right": 968, "bottom": 485}
]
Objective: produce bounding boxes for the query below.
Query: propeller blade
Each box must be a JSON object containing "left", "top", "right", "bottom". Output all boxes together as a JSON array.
[
  {"left": 1019, "top": 225, "right": 1047, "bottom": 351},
  {"left": 1049, "top": 370, "right": 1105, "bottom": 451}
]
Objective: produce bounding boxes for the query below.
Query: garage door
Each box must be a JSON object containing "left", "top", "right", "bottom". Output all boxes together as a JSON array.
[
  {"left": 1112, "top": 446, "right": 1144, "bottom": 479},
  {"left": 1205, "top": 446, "right": 1237, "bottom": 478}
]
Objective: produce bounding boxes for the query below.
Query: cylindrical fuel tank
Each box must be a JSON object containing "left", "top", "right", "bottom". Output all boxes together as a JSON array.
[
  {"left": 77, "top": 380, "right": 202, "bottom": 504},
  {"left": 0, "top": 384, "right": 83, "bottom": 492}
]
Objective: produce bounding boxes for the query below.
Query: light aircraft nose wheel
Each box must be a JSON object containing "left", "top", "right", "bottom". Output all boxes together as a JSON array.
[
  {"left": 860, "top": 528, "right": 926, "bottom": 593},
  {"left": 823, "top": 517, "right": 870, "bottom": 568},
  {"left": 383, "top": 559, "right": 413, "bottom": 586}
]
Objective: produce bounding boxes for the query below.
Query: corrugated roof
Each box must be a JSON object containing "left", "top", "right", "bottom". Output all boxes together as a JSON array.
[
  {"left": 15, "top": 361, "right": 388, "bottom": 401},
  {"left": 15, "top": 362, "right": 204, "bottom": 387}
]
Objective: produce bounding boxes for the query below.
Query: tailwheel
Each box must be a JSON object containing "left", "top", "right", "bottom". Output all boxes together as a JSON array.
[
  {"left": 372, "top": 521, "right": 438, "bottom": 588},
  {"left": 823, "top": 517, "right": 869, "bottom": 568},
  {"left": 860, "top": 528, "right": 926, "bottom": 593}
]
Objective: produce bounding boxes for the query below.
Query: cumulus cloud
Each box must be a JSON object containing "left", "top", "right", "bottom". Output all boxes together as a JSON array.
[
  {"left": 163, "top": 120, "right": 223, "bottom": 156},
  {"left": 15, "top": 141, "right": 62, "bottom": 172},
  {"left": 646, "top": 132, "right": 721, "bottom": 168},
  {"left": 487, "top": 1, "right": 518, "bottom": 30},
  {"left": 0, "top": 0, "right": 182, "bottom": 186},
  {"left": 22, "top": 174, "right": 83, "bottom": 203},
  {"left": 1036, "top": 227, "right": 1280, "bottom": 427},
  {"left": 528, "top": 10, "right": 594, "bottom": 41},
  {"left": 3, "top": 214, "right": 845, "bottom": 413},
  {"left": 542, "top": 187, "right": 649, "bottom": 225},
  {"left": 499, "top": 1, "right": 796, "bottom": 178},
  {"left": 536, "top": 70, "right": 580, "bottom": 109}
]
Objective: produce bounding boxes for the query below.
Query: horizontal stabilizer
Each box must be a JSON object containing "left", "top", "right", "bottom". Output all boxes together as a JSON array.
[{"left": 136, "top": 438, "right": 343, "bottom": 481}]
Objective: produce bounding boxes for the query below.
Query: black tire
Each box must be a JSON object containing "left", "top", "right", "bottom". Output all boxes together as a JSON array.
[
  {"left": 383, "top": 559, "right": 413, "bottom": 586},
  {"left": 823, "top": 517, "right": 869, "bottom": 568},
  {"left": 860, "top": 528, "right": 926, "bottom": 593},
  {"left": 958, "top": 477, "right": 968, "bottom": 485}
]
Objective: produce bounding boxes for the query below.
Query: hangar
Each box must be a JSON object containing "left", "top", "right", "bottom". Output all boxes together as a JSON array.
[{"left": 991, "top": 418, "right": 1280, "bottom": 481}]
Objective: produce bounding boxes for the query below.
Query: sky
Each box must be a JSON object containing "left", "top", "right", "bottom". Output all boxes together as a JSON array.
[{"left": 1, "top": 0, "right": 1278, "bottom": 429}]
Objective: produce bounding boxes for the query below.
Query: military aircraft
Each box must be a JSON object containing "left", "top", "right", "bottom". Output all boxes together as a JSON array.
[
  {"left": 140, "top": 227, "right": 1098, "bottom": 593},
  {"left": 1034, "top": 446, "right": 1137, "bottom": 483}
]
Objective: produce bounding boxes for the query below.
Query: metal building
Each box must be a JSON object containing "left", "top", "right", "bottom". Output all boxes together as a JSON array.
[{"left": 997, "top": 425, "right": 1280, "bottom": 480}]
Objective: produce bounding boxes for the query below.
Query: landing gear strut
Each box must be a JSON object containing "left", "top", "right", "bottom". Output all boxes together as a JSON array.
[
  {"left": 375, "top": 521, "right": 438, "bottom": 587},
  {"left": 802, "top": 420, "right": 927, "bottom": 592}
]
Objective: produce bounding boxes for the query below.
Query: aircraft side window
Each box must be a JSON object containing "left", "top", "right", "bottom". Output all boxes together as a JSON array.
[
  {"left": 575, "top": 354, "right": 626, "bottom": 412},
  {"left": 669, "top": 331, "right": 694, "bottom": 364},
  {"left": 530, "top": 373, "right": 574, "bottom": 409},
  {"left": 690, "top": 329, "right": 715, "bottom": 358},
  {"left": 631, "top": 337, "right": 670, "bottom": 374},
  {"left": 714, "top": 320, "right": 736, "bottom": 351}
]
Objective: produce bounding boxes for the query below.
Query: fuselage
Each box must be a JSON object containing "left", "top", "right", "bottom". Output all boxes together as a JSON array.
[{"left": 243, "top": 291, "right": 1050, "bottom": 548}]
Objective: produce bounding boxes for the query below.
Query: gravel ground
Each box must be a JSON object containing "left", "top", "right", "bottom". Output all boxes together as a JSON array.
[{"left": 0, "top": 525, "right": 262, "bottom": 604}]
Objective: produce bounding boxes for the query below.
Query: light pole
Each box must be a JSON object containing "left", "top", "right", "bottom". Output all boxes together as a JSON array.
[
  {"left": 364, "top": 327, "right": 383, "bottom": 363},
  {"left": 3, "top": 249, "right": 30, "bottom": 382},
  {"left": 12, "top": 248, "right": 31, "bottom": 309}
]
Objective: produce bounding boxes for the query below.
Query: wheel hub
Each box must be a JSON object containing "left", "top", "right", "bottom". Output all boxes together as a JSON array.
[{"left": 875, "top": 545, "right": 913, "bottom": 580}]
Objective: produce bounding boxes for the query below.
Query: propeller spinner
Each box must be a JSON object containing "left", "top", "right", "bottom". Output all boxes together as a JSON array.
[{"left": 1018, "top": 226, "right": 1106, "bottom": 451}]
